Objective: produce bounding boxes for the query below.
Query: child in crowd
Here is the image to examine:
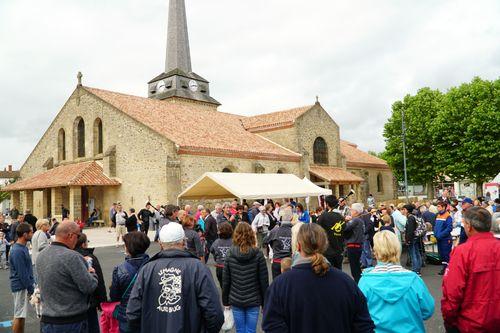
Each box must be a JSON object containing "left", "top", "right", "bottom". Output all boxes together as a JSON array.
[
  {"left": 210, "top": 222, "right": 233, "bottom": 288},
  {"left": 379, "top": 215, "right": 395, "bottom": 233},
  {"left": 0, "top": 231, "right": 7, "bottom": 269},
  {"left": 280, "top": 257, "right": 292, "bottom": 274}
]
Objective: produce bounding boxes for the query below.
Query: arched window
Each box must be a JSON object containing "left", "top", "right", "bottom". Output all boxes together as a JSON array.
[
  {"left": 222, "top": 167, "right": 232, "bottom": 173},
  {"left": 74, "top": 117, "right": 85, "bottom": 158},
  {"left": 313, "top": 137, "right": 328, "bottom": 164},
  {"left": 93, "top": 118, "right": 103, "bottom": 155},
  {"left": 58, "top": 129, "right": 66, "bottom": 161},
  {"left": 277, "top": 169, "right": 283, "bottom": 174},
  {"left": 377, "top": 173, "right": 384, "bottom": 193}
]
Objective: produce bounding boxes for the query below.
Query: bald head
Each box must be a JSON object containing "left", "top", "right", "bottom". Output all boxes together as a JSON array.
[{"left": 55, "top": 221, "right": 81, "bottom": 249}]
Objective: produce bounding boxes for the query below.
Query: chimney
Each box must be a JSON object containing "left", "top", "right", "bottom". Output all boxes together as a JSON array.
[{"left": 8, "top": 165, "right": 12, "bottom": 171}]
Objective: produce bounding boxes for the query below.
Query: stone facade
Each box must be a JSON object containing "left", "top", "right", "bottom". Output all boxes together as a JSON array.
[{"left": 14, "top": 88, "right": 395, "bottom": 221}]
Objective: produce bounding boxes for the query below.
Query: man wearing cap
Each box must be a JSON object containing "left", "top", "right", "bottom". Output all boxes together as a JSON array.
[{"left": 127, "top": 222, "right": 224, "bottom": 332}]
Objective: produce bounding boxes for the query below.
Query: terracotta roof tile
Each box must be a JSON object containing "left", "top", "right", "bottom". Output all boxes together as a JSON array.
[
  {"left": 241, "top": 105, "right": 314, "bottom": 132},
  {"left": 340, "top": 140, "right": 389, "bottom": 169},
  {"left": 309, "top": 166, "right": 364, "bottom": 183},
  {"left": 2, "top": 161, "right": 120, "bottom": 191},
  {"left": 85, "top": 87, "right": 301, "bottom": 162}
]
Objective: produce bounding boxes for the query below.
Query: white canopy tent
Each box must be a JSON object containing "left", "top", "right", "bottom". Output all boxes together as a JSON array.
[{"left": 177, "top": 172, "right": 332, "bottom": 202}]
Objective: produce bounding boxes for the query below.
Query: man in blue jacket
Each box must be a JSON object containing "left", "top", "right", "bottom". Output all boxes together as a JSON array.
[
  {"left": 9, "top": 223, "right": 34, "bottom": 333},
  {"left": 127, "top": 222, "right": 224, "bottom": 332},
  {"left": 434, "top": 201, "right": 453, "bottom": 275}
]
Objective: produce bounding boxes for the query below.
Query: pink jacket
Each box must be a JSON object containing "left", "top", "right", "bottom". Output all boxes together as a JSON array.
[{"left": 99, "top": 302, "right": 120, "bottom": 333}]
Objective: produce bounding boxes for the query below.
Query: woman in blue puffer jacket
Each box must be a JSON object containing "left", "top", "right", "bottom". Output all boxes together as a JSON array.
[
  {"left": 359, "top": 230, "right": 434, "bottom": 333},
  {"left": 110, "top": 231, "right": 150, "bottom": 333}
]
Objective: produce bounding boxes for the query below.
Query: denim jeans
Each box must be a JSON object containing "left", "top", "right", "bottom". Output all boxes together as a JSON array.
[
  {"left": 360, "top": 239, "right": 373, "bottom": 268},
  {"left": 409, "top": 239, "right": 422, "bottom": 273},
  {"left": 232, "top": 306, "right": 260, "bottom": 333},
  {"left": 41, "top": 320, "right": 88, "bottom": 333}
]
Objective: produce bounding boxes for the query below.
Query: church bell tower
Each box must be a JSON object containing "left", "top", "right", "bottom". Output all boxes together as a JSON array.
[{"left": 148, "top": 0, "right": 220, "bottom": 105}]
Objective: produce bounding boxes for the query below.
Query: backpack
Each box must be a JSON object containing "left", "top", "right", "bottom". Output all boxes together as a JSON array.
[{"left": 414, "top": 216, "right": 427, "bottom": 238}]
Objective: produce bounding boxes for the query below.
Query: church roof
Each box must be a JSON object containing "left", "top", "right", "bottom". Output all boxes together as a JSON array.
[
  {"left": 340, "top": 140, "right": 389, "bottom": 169},
  {"left": 84, "top": 87, "right": 302, "bottom": 162},
  {"left": 241, "top": 105, "right": 315, "bottom": 132},
  {"left": 2, "top": 161, "right": 120, "bottom": 191},
  {"left": 309, "top": 165, "right": 364, "bottom": 184}
]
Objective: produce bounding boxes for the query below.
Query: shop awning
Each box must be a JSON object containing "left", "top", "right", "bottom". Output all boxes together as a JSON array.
[
  {"left": 309, "top": 166, "right": 364, "bottom": 184},
  {"left": 178, "top": 172, "right": 332, "bottom": 200},
  {"left": 1, "top": 161, "right": 121, "bottom": 191}
]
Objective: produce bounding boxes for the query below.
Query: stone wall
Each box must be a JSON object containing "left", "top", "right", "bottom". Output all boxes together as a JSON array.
[
  {"left": 295, "top": 104, "right": 341, "bottom": 169},
  {"left": 347, "top": 167, "right": 395, "bottom": 203}
]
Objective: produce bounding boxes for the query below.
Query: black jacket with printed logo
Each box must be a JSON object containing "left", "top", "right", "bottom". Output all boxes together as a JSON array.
[
  {"left": 126, "top": 249, "right": 223, "bottom": 333},
  {"left": 263, "top": 222, "right": 293, "bottom": 259}
]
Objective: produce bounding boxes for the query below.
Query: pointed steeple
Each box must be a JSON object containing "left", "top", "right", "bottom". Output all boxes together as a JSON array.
[
  {"left": 147, "top": 0, "right": 220, "bottom": 105},
  {"left": 165, "top": 0, "right": 192, "bottom": 73}
]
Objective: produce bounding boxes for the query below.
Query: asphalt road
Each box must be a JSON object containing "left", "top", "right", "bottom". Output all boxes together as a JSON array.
[{"left": 0, "top": 243, "right": 445, "bottom": 332}]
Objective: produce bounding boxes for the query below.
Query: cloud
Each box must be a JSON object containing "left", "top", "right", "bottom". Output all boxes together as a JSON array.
[{"left": 1, "top": 0, "right": 499, "bottom": 169}]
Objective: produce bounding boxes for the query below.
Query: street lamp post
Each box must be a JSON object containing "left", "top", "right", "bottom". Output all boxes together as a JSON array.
[{"left": 401, "top": 108, "right": 409, "bottom": 202}]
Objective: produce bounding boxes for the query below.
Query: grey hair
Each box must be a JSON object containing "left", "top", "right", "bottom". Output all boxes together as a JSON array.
[
  {"left": 214, "top": 203, "right": 222, "bottom": 209},
  {"left": 351, "top": 203, "right": 364, "bottom": 214},
  {"left": 161, "top": 239, "right": 185, "bottom": 249},
  {"left": 463, "top": 207, "right": 491, "bottom": 232},
  {"left": 197, "top": 205, "right": 204, "bottom": 210},
  {"left": 222, "top": 202, "right": 231, "bottom": 209}
]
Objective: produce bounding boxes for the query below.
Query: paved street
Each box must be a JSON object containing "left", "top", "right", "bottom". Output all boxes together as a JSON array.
[{"left": 0, "top": 239, "right": 446, "bottom": 333}]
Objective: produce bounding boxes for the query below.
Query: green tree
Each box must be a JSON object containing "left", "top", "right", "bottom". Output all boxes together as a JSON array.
[
  {"left": 433, "top": 77, "right": 500, "bottom": 195},
  {"left": 382, "top": 88, "right": 443, "bottom": 198}
]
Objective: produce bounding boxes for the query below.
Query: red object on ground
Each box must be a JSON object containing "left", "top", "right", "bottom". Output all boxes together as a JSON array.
[{"left": 441, "top": 232, "right": 500, "bottom": 332}]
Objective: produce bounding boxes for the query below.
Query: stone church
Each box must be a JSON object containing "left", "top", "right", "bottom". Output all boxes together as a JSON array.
[{"left": 4, "top": 0, "right": 395, "bottom": 222}]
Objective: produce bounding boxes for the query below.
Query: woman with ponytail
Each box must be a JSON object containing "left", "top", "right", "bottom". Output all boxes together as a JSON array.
[{"left": 262, "top": 223, "right": 375, "bottom": 333}]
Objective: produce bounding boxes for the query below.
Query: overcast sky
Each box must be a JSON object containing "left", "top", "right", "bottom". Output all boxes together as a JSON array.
[{"left": 1, "top": 0, "right": 499, "bottom": 170}]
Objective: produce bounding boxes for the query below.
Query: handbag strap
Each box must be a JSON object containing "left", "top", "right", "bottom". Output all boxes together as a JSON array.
[{"left": 121, "top": 261, "right": 138, "bottom": 299}]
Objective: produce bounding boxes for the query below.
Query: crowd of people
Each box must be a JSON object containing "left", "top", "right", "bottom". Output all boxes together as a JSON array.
[{"left": 2, "top": 193, "right": 499, "bottom": 333}]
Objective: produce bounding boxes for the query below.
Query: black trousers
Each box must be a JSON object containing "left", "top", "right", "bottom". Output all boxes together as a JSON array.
[
  {"left": 325, "top": 254, "right": 343, "bottom": 270},
  {"left": 216, "top": 266, "right": 223, "bottom": 289},
  {"left": 271, "top": 262, "right": 281, "bottom": 280},
  {"left": 141, "top": 222, "right": 149, "bottom": 234},
  {"left": 347, "top": 247, "right": 362, "bottom": 284}
]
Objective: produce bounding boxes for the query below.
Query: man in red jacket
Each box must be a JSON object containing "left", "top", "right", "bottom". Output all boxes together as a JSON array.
[{"left": 441, "top": 207, "right": 500, "bottom": 333}]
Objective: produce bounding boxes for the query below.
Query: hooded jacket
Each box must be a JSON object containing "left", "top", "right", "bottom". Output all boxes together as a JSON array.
[
  {"left": 222, "top": 246, "right": 269, "bottom": 307},
  {"left": 358, "top": 265, "right": 434, "bottom": 333},
  {"left": 442, "top": 232, "right": 500, "bottom": 332},
  {"left": 110, "top": 253, "right": 150, "bottom": 323},
  {"left": 263, "top": 222, "right": 292, "bottom": 259},
  {"left": 126, "top": 249, "right": 223, "bottom": 333}
]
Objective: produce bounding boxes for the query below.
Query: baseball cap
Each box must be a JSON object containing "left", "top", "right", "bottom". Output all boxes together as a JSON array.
[
  {"left": 462, "top": 197, "right": 473, "bottom": 205},
  {"left": 159, "top": 222, "right": 185, "bottom": 243}
]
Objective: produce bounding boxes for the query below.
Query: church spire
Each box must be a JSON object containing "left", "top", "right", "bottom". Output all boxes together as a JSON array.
[
  {"left": 147, "top": 0, "right": 220, "bottom": 105},
  {"left": 165, "top": 0, "right": 192, "bottom": 73}
]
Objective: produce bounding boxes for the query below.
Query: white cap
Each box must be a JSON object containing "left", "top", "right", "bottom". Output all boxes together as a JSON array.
[{"left": 159, "top": 222, "right": 185, "bottom": 243}]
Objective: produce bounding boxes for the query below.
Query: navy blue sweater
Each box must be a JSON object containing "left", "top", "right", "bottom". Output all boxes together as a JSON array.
[
  {"left": 263, "top": 263, "right": 374, "bottom": 333},
  {"left": 9, "top": 243, "right": 34, "bottom": 294}
]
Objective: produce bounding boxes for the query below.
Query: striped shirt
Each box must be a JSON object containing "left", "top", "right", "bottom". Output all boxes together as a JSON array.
[{"left": 371, "top": 262, "right": 409, "bottom": 273}]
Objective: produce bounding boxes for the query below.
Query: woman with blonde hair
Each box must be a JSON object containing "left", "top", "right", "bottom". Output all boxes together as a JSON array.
[
  {"left": 263, "top": 223, "right": 374, "bottom": 332},
  {"left": 223, "top": 222, "right": 268, "bottom": 333},
  {"left": 359, "top": 230, "right": 434, "bottom": 333}
]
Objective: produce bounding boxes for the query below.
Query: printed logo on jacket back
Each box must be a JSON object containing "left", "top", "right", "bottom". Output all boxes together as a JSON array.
[{"left": 157, "top": 267, "right": 182, "bottom": 313}]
